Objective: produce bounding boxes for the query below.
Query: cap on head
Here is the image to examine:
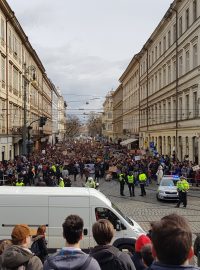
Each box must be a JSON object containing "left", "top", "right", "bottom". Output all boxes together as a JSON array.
[
  {"left": 135, "top": 234, "right": 151, "bottom": 252},
  {"left": 11, "top": 224, "right": 36, "bottom": 241}
]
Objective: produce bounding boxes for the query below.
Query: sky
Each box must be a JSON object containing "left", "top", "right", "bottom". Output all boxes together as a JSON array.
[{"left": 7, "top": 0, "right": 172, "bottom": 120}]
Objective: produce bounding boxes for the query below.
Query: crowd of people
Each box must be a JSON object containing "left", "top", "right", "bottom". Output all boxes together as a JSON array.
[
  {"left": 0, "top": 213, "right": 199, "bottom": 269},
  {"left": 0, "top": 140, "right": 200, "bottom": 188}
]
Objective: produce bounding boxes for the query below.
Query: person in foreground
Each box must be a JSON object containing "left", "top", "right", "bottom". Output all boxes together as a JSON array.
[
  {"left": 90, "top": 219, "right": 136, "bottom": 270},
  {"left": 44, "top": 214, "right": 100, "bottom": 270},
  {"left": 0, "top": 224, "right": 43, "bottom": 269},
  {"left": 150, "top": 213, "right": 198, "bottom": 270}
]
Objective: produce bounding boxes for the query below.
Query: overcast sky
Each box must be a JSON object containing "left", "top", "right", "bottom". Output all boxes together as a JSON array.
[{"left": 7, "top": 0, "right": 172, "bottom": 119}]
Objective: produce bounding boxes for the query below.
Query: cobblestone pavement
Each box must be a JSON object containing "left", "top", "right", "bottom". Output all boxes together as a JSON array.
[{"left": 73, "top": 176, "right": 200, "bottom": 235}]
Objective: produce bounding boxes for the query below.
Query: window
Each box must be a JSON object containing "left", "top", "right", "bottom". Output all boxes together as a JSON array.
[
  {"left": 173, "top": 61, "right": 176, "bottom": 81},
  {"left": 155, "top": 74, "right": 158, "bottom": 91},
  {"left": 163, "top": 36, "right": 166, "bottom": 52},
  {"left": 193, "top": 0, "right": 197, "bottom": 21},
  {"left": 179, "top": 17, "right": 183, "bottom": 36},
  {"left": 13, "top": 68, "right": 18, "bottom": 95},
  {"left": 193, "top": 91, "right": 198, "bottom": 118},
  {"left": 185, "top": 50, "right": 190, "bottom": 72},
  {"left": 159, "top": 41, "right": 162, "bottom": 56},
  {"left": 173, "top": 23, "right": 176, "bottom": 43},
  {"left": 155, "top": 46, "right": 157, "bottom": 60},
  {"left": 8, "top": 29, "right": 12, "bottom": 53},
  {"left": 179, "top": 56, "right": 183, "bottom": 76},
  {"left": 185, "top": 94, "right": 189, "bottom": 119},
  {"left": 159, "top": 70, "right": 162, "bottom": 89},
  {"left": 0, "top": 18, "right": 5, "bottom": 43},
  {"left": 173, "top": 99, "right": 176, "bottom": 121},
  {"left": 168, "top": 64, "right": 171, "bottom": 84},
  {"left": 193, "top": 44, "right": 198, "bottom": 68},
  {"left": 168, "top": 30, "right": 171, "bottom": 48},
  {"left": 186, "top": 8, "right": 190, "bottom": 29},
  {"left": 152, "top": 50, "right": 154, "bottom": 64},
  {"left": 9, "top": 63, "right": 12, "bottom": 92},
  {"left": 163, "top": 66, "right": 166, "bottom": 86},
  {"left": 179, "top": 97, "right": 183, "bottom": 120},
  {"left": 1, "top": 56, "right": 5, "bottom": 87},
  {"left": 168, "top": 101, "right": 171, "bottom": 122},
  {"left": 163, "top": 102, "right": 166, "bottom": 122}
]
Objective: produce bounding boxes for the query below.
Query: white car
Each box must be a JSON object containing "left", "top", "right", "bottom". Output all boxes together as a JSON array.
[{"left": 156, "top": 175, "right": 179, "bottom": 201}]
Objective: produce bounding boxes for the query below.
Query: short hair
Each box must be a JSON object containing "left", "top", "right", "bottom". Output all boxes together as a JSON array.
[
  {"left": 62, "top": 215, "right": 83, "bottom": 244},
  {"left": 151, "top": 213, "right": 192, "bottom": 265},
  {"left": 92, "top": 219, "right": 114, "bottom": 245},
  {"left": 141, "top": 244, "right": 154, "bottom": 267}
]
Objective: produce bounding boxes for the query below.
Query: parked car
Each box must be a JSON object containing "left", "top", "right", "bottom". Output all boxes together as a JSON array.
[{"left": 156, "top": 175, "right": 179, "bottom": 201}]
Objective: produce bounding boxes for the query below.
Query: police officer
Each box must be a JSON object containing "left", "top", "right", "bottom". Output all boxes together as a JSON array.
[
  {"left": 176, "top": 176, "right": 189, "bottom": 208},
  {"left": 59, "top": 177, "right": 65, "bottom": 188},
  {"left": 15, "top": 178, "right": 24, "bottom": 186},
  {"left": 127, "top": 171, "right": 135, "bottom": 197},
  {"left": 85, "top": 177, "right": 96, "bottom": 188},
  {"left": 138, "top": 171, "right": 147, "bottom": 196},
  {"left": 118, "top": 171, "right": 126, "bottom": 196}
]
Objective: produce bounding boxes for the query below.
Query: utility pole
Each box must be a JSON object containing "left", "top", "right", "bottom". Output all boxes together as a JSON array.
[{"left": 22, "top": 73, "right": 27, "bottom": 156}]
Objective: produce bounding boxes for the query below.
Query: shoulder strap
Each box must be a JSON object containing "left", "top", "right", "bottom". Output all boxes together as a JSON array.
[{"left": 79, "top": 255, "right": 92, "bottom": 270}]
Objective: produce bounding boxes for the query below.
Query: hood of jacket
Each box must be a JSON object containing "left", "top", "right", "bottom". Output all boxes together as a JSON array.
[
  {"left": 150, "top": 261, "right": 199, "bottom": 270},
  {"left": 32, "top": 235, "right": 44, "bottom": 242},
  {"left": 1, "top": 245, "right": 33, "bottom": 268},
  {"left": 90, "top": 245, "right": 120, "bottom": 264},
  {"left": 45, "top": 249, "right": 90, "bottom": 270}
]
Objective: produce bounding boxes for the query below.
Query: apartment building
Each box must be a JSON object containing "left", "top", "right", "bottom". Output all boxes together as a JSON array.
[
  {"left": 138, "top": 0, "right": 200, "bottom": 162},
  {"left": 102, "top": 91, "right": 114, "bottom": 140},
  {"left": 119, "top": 55, "right": 140, "bottom": 142},
  {"left": 112, "top": 84, "right": 123, "bottom": 140},
  {"left": 0, "top": 0, "right": 60, "bottom": 161}
]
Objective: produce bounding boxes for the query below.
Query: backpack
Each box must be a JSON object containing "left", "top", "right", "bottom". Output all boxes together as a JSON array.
[{"left": 30, "top": 240, "right": 41, "bottom": 256}]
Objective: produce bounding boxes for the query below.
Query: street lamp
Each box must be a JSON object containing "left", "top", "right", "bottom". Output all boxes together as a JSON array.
[{"left": 22, "top": 64, "right": 36, "bottom": 156}]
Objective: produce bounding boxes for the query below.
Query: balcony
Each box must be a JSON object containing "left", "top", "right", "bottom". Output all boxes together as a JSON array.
[{"left": 10, "top": 126, "right": 22, "bottom": 135}]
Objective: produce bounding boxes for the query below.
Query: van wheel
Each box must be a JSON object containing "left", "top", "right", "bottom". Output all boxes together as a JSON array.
[{"left": 118, "top": 244, "right": 135, "bottom": 254}]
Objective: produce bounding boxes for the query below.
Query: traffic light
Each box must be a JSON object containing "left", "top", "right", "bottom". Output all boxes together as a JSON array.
[{"left": 39, "top": 116, "right": 47, "bottom": 127}]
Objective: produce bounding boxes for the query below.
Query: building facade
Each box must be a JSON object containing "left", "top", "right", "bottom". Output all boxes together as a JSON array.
[
  {"left": 138, "top": 0, "right": 200, "bottom": 162},
  {"left": 112, "top": 84, "right": 123, "bottom": 140},
  {"left": 102, "top": 91, "right": 114, "bottom": 140},
  {"left": 0, "top": 0, "right": 65, "bottom": 161}
]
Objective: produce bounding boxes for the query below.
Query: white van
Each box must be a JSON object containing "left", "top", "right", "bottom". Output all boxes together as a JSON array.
[{"left": 0, "top": 186, "right": 144, "bottom": 252}]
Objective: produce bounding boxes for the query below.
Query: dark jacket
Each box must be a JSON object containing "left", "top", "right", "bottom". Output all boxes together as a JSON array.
[
  {"left": 0, "top": 245, "right": 43, "bottom": 270},
  {"left": 44, "top": 248, "right": 100, "bottom": 270},
  {"left": 90, "top": 245, "right": 136, "bottom": 270},
  {"left": 149, "top": 261, "right": 199, "bottom": 270},
  {"left": 31, "top": 234, "right": 48, "bottom": 263},
  {"left": 194, "top": 234, "right": 200, "bottom": 257},
  {"left": 132, "top": 252, "right": 146, "bottom": 270}
]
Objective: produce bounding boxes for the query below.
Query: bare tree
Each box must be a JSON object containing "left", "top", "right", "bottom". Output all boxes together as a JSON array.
[
  {"left": 65, "top": 115, "right": 81, "bottom": 138},
  {"left": 87, "top": 113, "right": 102, "bottom": 137}
]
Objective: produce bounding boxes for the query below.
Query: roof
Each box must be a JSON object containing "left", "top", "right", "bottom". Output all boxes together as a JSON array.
[{"left": 0, "top": 186, "right": 111, "bottom": 205}]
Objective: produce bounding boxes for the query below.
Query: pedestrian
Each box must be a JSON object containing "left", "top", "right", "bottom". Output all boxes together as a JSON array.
[
  {"left": 91, "top": 219, "right": 136, "bottom": 270},
  {"left": 139, "top": 171, "right": 147, "bottom": 196},
  {"left": 194, "top": 234, "right": 200, "bottom": 267},
  {"left": 85, "top": 177, "right": 96, "bottom": 188},
  {"left": 127, "top": 171, "right": 135, "bottom": 197},
  {"left": 118, "top": 171, "right": 126, "bottom": 196},
  {"left": 0, "top": 224, "right": 43, "bottom": 269},
  {"left": 59, "top": 177, "right": 65, "bottom": 187},
  {"left": 44, "top": 215, "right": 100, "bottom": 270},
  {"left": 15, "top": 177, "right": 25, "bottom": 186},
  {"left": 156, "top": 165, "right": 163, "bottom": 185},
  {"left": 31, "top": 225, "right": 48, "bottom": 264},
  {"left": 150, "top": 213, "right": 197, "bottom": 270},
  {"left": 131, "top": 235, "right": 151, "bottom": 270},
  {"left": 176, "top": 176, "right": 190, "bottom": 208}
]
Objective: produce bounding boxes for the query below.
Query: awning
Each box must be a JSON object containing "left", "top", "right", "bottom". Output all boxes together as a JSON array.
[{"left": 120, "top": 138, "right": 138, "bottom": 146}]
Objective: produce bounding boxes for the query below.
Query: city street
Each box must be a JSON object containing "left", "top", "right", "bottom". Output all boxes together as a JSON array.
[{"left": 74, "top": 177, "right": 200, "bottom": 235}]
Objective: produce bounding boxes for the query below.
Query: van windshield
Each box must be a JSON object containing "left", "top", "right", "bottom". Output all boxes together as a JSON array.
[{"left": 112, "top": 203, "right": 134, "bottom": 226}]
